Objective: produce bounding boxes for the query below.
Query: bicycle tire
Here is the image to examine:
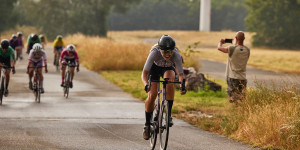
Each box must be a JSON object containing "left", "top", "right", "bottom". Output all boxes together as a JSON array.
[
  {"left": 0, "top": 76, "right": 5, "bottom": 105},
  {"left": 64, "top": 70, "right": 70, "bottom": 98},
  {"left": 159, "top": 100, "right": 170, "bottom": 150},
  {"left": 36, "top": 74, "right": 40, "bottom": 103},
  {"left": 150, "top": 99, "right": 159, "bottom": 149}
]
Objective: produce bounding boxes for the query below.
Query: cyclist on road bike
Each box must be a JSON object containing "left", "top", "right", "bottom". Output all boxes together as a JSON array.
[
  {"left": 39, "top": 34, "right": 47, "bottom": 49},
  {"left": 15, "top": 32, "right": 24, "bottom": 60},
  {"left": 27, "top": 43, "right": 48, "bottom": 93},
  {"left": 9, "top": 35, "right": 18, "bottom": 62},
  {"left": 9, "top": 34, "right": 17, "bottom": 50},
  {"left": 60, "top": 44, "right": 79, "bottom": 88},
  {"left": 0, "top": 40, "right": 16, "bottom": 96},
  {"left": 141, "top": 35, "right": 186, "bottom": 140},
  {"left": 27, "top": 34, "right": 41, "bottom": 54},
  {"left": 53, "top": 35, "right": 65, "bottom": 65}
]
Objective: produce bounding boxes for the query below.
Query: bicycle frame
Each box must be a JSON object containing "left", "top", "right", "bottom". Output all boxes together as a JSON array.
[
  {"left": 30, "top": 65, "right": 44, "bottom": 103},
  {"left": 149, "top": 76, "right": 185, "bottom": 150},
  {"left": 63, "top": 61, "right": 73, "bottom": 98}
]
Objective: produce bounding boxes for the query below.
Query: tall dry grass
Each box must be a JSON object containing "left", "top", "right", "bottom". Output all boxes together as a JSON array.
[
  {"left": 64, "top": 34, "right": 199, "bottom": 71},
  {"left": 0, "top": 25, "right": 40, "bottom": 40},
  {"left": 232, "top": 82, "right": 300, "bottom": 149},
  {"left": 64, "top": 34, "right": 151, "bottom": 70}
]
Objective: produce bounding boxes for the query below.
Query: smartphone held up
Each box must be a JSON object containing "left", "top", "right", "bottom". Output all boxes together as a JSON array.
[{"left": 225, "top": 39, "right": 233, "bottom": 43}]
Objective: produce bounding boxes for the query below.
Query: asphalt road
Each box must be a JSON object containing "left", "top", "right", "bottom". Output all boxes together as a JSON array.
[
  {"left": 0, "top": 46, "right": 256, "bottom": 150},
  {"left": 199, "top": 59, "right": 300, "bottom": 87}
]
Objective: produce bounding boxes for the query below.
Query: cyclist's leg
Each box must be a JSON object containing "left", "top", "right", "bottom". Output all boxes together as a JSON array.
[
  {"left": 164, "top": 70, "right": 175, "bottom": 100},
  {"left": 61, "top": 59, "right": 67, "bottom": 86},
  {"left": 53, "top": 48, "right": 58, "bottom": 64},
  {"left": 163, "top": 69, "right": 176, "bottom": 125},
  {"left": 5, "top": 69, "right": 10, "bottom": 91},
  {"left": 70, "top": 59, "right": 76, "bottom": 82},
  {"left": 28, "top": 63, "right": 34, "bottom": 89},
  {"left": 4, "top": 59, "right": 11, "bottom": 90}
]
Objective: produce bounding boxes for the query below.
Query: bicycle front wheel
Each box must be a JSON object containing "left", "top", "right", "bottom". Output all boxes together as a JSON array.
[
  {"left": 64, "top": 71, "right": 70, "bottom": 98},
  {"left": 159, "top": 100, "right": 170, "bottom": 150},
  {"left": 150, "top": 99, "right": 159, "bottom": 149},
  {"left": 0, "top": 76, "right": 4, "bottom": 105}
]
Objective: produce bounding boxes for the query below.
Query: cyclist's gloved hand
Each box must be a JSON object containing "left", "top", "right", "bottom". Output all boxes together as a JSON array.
[
  {"left": 12, "top": 67, "right": 16, "bottom": 74},
  {"left": 45, "top": 65, "right": 48, "bottom": 73},
  {"left": 180, "top": 87, "right": 186, "bottom": 95},
  {"left": 144, "top": 85, "right": 150, "bottom": 93},
  {"left": 180, "top": 79, "right": 186, "bottom": 95},
  {"left": 76, "top": 65, "right": 80, "bottom": 72}
]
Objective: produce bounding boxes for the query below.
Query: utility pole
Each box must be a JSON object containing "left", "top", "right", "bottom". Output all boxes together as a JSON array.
[{"left": 199, "top": 0, "right": 211, "bottom": 32}]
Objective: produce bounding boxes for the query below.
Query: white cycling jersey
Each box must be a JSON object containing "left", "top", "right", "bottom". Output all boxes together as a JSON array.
[{"left": 143, "top": 45, "right": 183, "bottom": 74}]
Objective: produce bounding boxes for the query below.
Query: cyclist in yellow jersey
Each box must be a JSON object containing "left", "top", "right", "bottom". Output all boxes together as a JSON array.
[
  {"left": 53, "top": 35, "right": 65, "bottom": 65},
  {"left": 39, "top": 34, "right": 47, "bottom": 49}
]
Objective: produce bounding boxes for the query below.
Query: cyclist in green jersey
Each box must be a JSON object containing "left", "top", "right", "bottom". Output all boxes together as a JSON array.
[
  {"left": 27, "top": 34, "right": 41, "bottom": 54},
  {"left": 0, "top": 40, "right": 16, "bottom": 96}
]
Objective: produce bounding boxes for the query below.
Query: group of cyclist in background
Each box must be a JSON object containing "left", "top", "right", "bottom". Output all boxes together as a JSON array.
[{"left": 0, "top": 32, "right": 80, "bottom": 96}]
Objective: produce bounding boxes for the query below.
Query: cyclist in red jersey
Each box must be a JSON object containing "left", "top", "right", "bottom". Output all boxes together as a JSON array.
[{"left": 59, "top": 44, "right": 80, "bottom": 88}]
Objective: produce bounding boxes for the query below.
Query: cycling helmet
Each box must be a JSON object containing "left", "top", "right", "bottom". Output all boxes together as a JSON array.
[
  {"left": 1, "top": 39, "right": 10, "bottom": 49},
  {"left": 66, "top": 44, "right": 76, "bottom": 53},
  {"left": 33, "top": 43, "right": 43, "bottom": 52},
  {"left": 17, "top": 32, "right": 23, "bottom": 37},
  {"left": 57, "top": 35, "right": 63, "bottom": 40},
  {"left": 32, "top": 34, "right": 39, "bottom": 41},
  {"left": 158, "top": 35, "right": 175, "bottom": 51},
  {"left": 12, "top": 34, "right": 17, "bottom": 39},
  {"left": 39, "top": 34, "right": 45, "bottom": 39}
]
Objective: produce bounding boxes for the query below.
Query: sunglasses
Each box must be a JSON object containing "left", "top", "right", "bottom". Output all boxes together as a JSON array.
[{"left": 161, "top": 50, "right": 173, "bottom": 55}]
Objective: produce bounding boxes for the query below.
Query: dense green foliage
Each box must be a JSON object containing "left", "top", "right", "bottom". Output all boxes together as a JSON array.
[
  {"left": 246, "top": 0, "right": 300, "bottom": 49},
  {"left": 0, "top": 0, "right": 18, "bottom": 34},
  {"left": 108, "top": 0, "right": 247, "bottom": 31},
  {"left": 13, "top": 0, "right": 141, "bottom": 39}
]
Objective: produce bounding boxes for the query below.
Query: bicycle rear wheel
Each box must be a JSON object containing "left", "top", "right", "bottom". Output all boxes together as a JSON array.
[
  {"left": 150, "top": 99, "right": 159, "bottom": 149},
  {"left": 0, "top": 76, "right": 4, "bottom": 105},
  {"left": 159, "top": 100, "right": 170, "bottom": 150}
]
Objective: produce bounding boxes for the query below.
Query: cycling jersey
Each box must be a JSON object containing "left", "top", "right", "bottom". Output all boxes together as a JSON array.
[
  {"left": 28, "top": 50, "right": 47, "bottom": 63},
  {"left": 143, "top": 45, "right": 183, "bottom": 74},
  {"left": 60, "top": 49, "right": 79, "bottom": 61},
  {"left": 27, "top": 35, "right": 41, "bottom": 52},
  {"left": 53, "top": 39, "right": 65, "bottom": 48},
  {"left": 0, "top": 46, "right": 15, "bottom": 61},
  {"left": 9, "top": 40, "right": 17, "bottom": 49},
  {"left": 16, "top": 38, "right": 23, "bottom": 47}
]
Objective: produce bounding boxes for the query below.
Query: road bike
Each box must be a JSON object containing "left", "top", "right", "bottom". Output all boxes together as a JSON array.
[
  {"left": 54, "top": 47, "right": 63, "bottom": 72},
  {"left": 0, "top": 64, "right": 11, "bottom": 105},
  {"left": 62, "top": 61, "right": 74, "bottom": 98},
  {"left": 30, "top": 65, "right": 45, "bottom": 103},
  {"left": 148, "top": 76, "right": 185, "bottom": 150}
]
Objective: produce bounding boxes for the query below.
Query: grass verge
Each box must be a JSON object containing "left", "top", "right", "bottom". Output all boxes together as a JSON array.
[{"left": 101, "top": 70, "right": 300, "bottom": 150}]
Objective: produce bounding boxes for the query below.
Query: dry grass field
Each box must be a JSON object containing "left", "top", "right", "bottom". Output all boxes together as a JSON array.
[
  {"left": 108, "top": 30, "right": 300, "bottom": 74},
  {"left": 2, "top": 27, "right": 299, "bottom": 149}
]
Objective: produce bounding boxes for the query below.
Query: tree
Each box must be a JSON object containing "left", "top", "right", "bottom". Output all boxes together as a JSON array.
[
  {"left": 17, "top": 0, "right": 141, "bottom": 39},
  {"left": 0, "top": 0, "right": 18, "bottom": 33},
  {"left": 246, "top": 0, "right": 300, "bottom": 49},
  {"left": 108, "top": 0, "right": 247, "bottom": 31}
]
